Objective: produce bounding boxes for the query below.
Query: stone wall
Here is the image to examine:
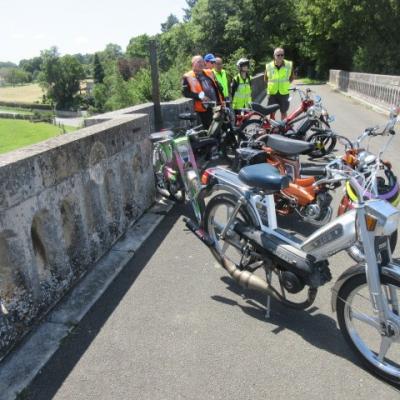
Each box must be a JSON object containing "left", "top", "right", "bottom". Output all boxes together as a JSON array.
[
  {"left": 329, "top": 70, "right": 400, "bottom": 111},
  {"left": 0, "top": 113, "right": 154, "bottom": 360}
]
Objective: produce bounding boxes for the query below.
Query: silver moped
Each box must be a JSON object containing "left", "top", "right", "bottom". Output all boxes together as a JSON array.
[{"left": 186, "top": 109, "right": 400, "bottom": 382}]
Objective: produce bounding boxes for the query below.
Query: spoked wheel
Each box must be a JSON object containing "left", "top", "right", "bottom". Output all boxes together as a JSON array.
[
  {"left": 337, "top": 274, "right": 400, "bottom": 383},
  {"left": 238, "top": 119, "right": 263, "bottom": 140},
  {"left": 307, "top": 131, "right": 337, "bottom": 158},
  {"left": 204, "top": 193, "right": 257, "bottom": 267},
  {"left": 153, "top": 147, "right": 185, "bottom": 202}
]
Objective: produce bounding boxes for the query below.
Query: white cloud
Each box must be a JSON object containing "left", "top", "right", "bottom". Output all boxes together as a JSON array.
[
  {"left": 11, "top": 33, "right": 25, "bottom": 39},
  {"left": 34, "top": 33, "right": 46, "bottom": 40}
]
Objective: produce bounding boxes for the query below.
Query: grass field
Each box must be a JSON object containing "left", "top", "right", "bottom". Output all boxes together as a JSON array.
[
  {"left": 0, "top": 119, "right": 76, "bottom": 154},
  {"left": 0, "top": 84, "right": 44, "bottom": 103}
]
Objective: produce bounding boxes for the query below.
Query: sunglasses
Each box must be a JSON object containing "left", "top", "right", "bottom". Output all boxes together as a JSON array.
[{"left": 275, "top": 54, "right": 284, "bottom": 57}]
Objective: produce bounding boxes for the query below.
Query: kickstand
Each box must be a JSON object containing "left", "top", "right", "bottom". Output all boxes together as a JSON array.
[{"left": 265, "top": 269, "right": 273, "bottom": 319}]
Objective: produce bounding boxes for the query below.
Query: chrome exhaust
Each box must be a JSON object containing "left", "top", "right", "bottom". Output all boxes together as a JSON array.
[{"left": 184, "top": 217, "right": 278, "bottom": 298}]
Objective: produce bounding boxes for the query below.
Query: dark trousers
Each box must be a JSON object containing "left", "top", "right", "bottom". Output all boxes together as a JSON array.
[{"left": 197, "top": 109, "right": 213, "bottom": 130}]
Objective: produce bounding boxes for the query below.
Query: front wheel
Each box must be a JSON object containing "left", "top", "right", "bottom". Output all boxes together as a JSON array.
[{"left": 337, "top": 273, "right": 400, "bottom": 383}]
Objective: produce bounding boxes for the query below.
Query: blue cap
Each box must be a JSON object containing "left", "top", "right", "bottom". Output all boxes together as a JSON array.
[{"left": 204, "top": 53, "right": 216, "bottom": 62}]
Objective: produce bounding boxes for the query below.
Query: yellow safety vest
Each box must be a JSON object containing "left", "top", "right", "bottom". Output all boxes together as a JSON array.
[
  {"left": 213, "top": 69, "right": 229, "bottom": 98},
  {"left": 266, "top": 60, "right": 292, "bottom": 95},
  {"left": 232, "top": 74, "right": 252, "bottom": 110}
]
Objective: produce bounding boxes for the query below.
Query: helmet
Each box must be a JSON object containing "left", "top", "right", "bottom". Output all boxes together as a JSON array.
[
  {"left": 236, "top": 58, "right": 250, "bottom": 68},
  {"left": 346, "top": 166, "right": 400, "bottom": 206}
]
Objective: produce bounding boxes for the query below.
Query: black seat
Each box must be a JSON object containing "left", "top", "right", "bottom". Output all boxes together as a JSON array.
[
  {"left": 251, "top": 103, "right": 280, "bottom": 116},
  {"left": 178, "top": 112, "right": 197, "bottom": 121},
  {"left": 265, "top": 134, "right": 314, "bottom": 156},
  {"left": 238, "top": 163, "right": 289, "bottom": 193},
  {"left": 149, "top": 130, "right": 174, "bottom": 143}
]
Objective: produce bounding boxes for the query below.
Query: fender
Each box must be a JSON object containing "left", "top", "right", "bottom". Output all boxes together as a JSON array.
[{"left": 331, "top": 261, "right": 400, "bottom": 312}]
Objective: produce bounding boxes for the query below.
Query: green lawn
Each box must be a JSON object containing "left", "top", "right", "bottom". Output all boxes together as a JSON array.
[{"left": 0, "top": 119, "right": 76, "bottom": 154}]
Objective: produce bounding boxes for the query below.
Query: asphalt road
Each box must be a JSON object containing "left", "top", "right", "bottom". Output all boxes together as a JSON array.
[{"left": 23, "top": 85, "right": 400, "bottom": 399}]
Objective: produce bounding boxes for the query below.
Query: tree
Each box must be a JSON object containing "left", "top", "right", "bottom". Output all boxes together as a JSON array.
[
  {"left": 161, "top": 14, "right": 179, "bottom": 32},
  {"left": 126, "top": 34, "right": 151, "bottom": 59},
  {"left": 39, "top": 48, "right": 85, "bottom": 109},
  {"left": 93, "top": 53, "right": 105, "bottom": 83},
  {"left": 1, "top": 68, "right": 31, "bottom": 85},
  {"left": 183, "top": 0, "right": 198, "bottom": 21}
]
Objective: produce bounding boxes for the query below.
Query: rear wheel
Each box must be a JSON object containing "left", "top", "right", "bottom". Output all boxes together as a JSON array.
[
  {"left": 307, "top": 131, "right": 336, "bottom": 158},
  {"left": 204, "top": 193, "right": 257, "bottom": 266},
  {"left": 337, "top": 273, "right": 400, "bottom": 383},
  {"left": 153, "top": 147, "right": 185, "bottom": 202},
  {"left": 238, "top": 119, "right": 263, "bottom": 141}
]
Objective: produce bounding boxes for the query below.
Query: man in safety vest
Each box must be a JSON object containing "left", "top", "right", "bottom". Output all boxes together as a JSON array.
[
  {"left": 231, "top": 58, "right": 252, "bottom": 113},
  {"left": 264, "top": 47, "right": 294, "bottom": 119},
  {"left": 213, "top": 57, "right": 229, "bottom": 100},
  {"left": 182, "top": 55, "right": 224, "bottom": 129}
]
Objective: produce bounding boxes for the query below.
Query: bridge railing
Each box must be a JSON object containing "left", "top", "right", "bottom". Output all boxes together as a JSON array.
[{"left": 329, "top": 69, "right": 400, "bottom": 111}]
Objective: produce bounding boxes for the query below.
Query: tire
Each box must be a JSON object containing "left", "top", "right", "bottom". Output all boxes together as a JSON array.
[
  {"left": 306, "top": 131, "right": 337, "bottom": 158},
  {"left": 152, "top": 147, "right": 185, "bottom": 203},
  {"left": 337, "top": 273, "right": 400, "bottom": 383},
  {"left": 238, "top": 119, "right": 263, "bottom": 140},
  {"left": 203, "top": 192, "right": 258, "bottom": 265}
]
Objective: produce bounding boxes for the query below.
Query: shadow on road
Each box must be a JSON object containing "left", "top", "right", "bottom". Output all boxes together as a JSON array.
[
  {"left": 212, "top": 276, "right": 355, "bottom": 364},
  {"left": 23, "top": 205, "right": 182, "bottom": 400}
]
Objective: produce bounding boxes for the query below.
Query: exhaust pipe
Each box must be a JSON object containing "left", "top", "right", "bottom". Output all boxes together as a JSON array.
[{"left": 184, "top": 218, "right": 278, "bottom": 298}]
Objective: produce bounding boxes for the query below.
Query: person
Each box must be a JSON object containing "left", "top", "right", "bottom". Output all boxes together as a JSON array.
[
  {"left": 231, "top": 58, "right": 252, "bottom": 113},
  {"left": 204, "top": 53, "right": 216, "bottom": 70},
  {"left": 264, "top": 47, "right": 294, "bottom": 119},
  {"left": 182, "top": 55, "right": 224, "bottom": 129},
  {"left": 212, "top": 57, "right": 229, "bottom": 100}
]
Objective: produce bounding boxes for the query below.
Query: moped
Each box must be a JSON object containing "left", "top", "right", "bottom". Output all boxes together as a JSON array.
[{"left": 185, "top": 109, "right": 400, "bottom": 383}]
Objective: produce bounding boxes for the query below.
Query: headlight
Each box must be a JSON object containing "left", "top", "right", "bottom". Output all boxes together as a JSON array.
[{"left": 365, "top": 199, "right": 400, "bottom": 235}]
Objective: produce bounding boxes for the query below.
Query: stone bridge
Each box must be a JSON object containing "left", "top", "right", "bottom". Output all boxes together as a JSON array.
[{"left": 0, "top": 74, "right": 265, "bottom": 360}]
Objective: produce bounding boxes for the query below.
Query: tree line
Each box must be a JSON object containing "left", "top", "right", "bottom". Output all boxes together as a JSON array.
[{"left": 1, "top": 0, "right": 399, "bottom": 111}]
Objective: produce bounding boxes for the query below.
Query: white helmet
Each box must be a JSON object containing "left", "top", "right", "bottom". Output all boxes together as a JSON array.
[{"left": 236, "top": 58, "right": 250, "bottom": 68}]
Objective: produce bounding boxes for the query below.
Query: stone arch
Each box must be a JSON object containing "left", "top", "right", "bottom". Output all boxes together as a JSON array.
[
  {"left": 88, "top": 141, "right": 108, "bottom": 185},
  {"left": 83, "top": 179, "right": 109, "bottom": 263},
  {"left": 104, "top": 168, "right": 123, "bottom": 240},
  {"left": 60, "top": 195, "right": 87, "bottom": 276},
  {"left": 30, "top": 208, "right": 71, "bottom": 284},
  {"left": 0, "top": 230, "right": 22, "bottom": 298},
  {"left": 120, "top": 161, "right": 137, "bottom": 220}
]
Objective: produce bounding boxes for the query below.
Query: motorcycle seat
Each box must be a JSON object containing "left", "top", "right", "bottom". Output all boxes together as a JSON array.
[
  {"left": 178, "top": 112, "right": 198, "bottom": 121},
  {"left": 150, "top": 130, "right": 174, "bottom": 143},
  {"left": 265, "top": 134, "right": 314, "bottom": 156},
  {"left": 238, "top": 163, "right": 290, "bottom": 193},
  {"left": 251, "top": 103, "right": 280, "bottom": 116}
]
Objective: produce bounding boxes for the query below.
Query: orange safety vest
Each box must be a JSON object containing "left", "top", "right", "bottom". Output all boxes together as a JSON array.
[{"left": 184, "top": 69, "right": 223, "bottom": 112}]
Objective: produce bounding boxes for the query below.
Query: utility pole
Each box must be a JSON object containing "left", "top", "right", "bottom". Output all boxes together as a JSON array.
[{"left": 149, "top": 40, "right": 162, "bottom": 131}]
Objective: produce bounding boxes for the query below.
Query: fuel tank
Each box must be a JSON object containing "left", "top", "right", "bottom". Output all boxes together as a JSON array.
[{"left": 301, "top": 209, "right": 357, "bottom": 261}]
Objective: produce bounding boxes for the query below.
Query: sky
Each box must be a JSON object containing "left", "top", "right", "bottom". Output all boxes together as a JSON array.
[{"left": 0, "top": 0, "right": 188, "bottom": 64}]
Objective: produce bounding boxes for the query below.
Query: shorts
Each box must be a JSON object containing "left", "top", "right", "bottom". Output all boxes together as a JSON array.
[{"left": 267, "top": 94, "right": 290, "bottom": 114}]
